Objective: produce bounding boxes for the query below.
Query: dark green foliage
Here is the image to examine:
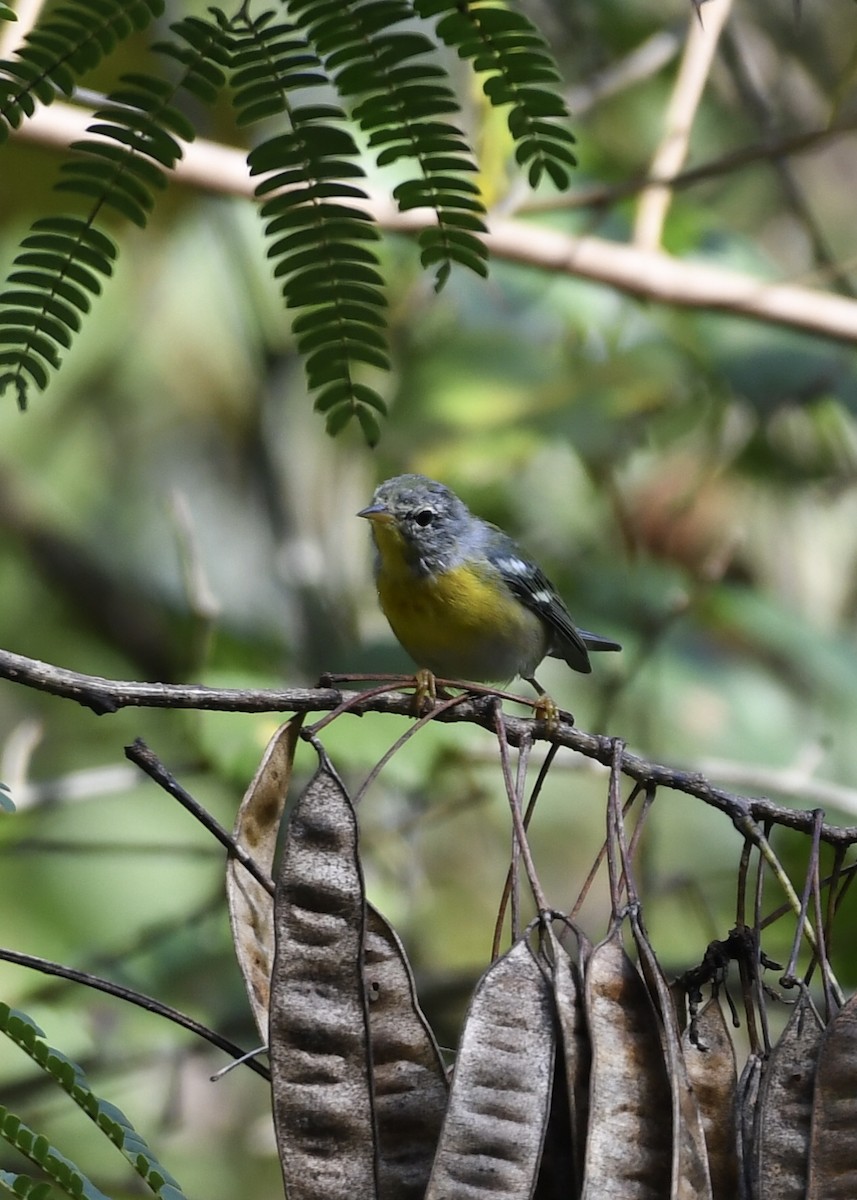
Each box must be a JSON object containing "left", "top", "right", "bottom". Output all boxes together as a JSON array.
[
  {"left": 0, "top": 0, "right": 577, "bottom": 442},
  {"left": 0, "top": 217, "right": 115, "bottom": 406},
  {"left": 288, "top": 0, "right": 489, "bottom": 290},
  {"left": 0, "top": 0, "right": 164, "bottom": 138},
  {"left": 0, "top": 16, "right": 229, "bottom": 409},
  {"left": 232, "top": 10, "right": 389, "bottom": 440},
  {"left": 0, "top": 1107, "right": 110, "bottom": 1200},
  {"left": 415, "top": 0, "right": 576, "bottom": 188},
  {"left": 0, "top": 1171, "right": 55, "bottom": 1200}
]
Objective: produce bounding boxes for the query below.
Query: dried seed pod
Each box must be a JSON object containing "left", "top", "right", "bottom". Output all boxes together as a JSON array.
[
  {"left": 535, "top": 1042, "right": 578, "bottom": 1200},
  {"left": 581, "top": 923, "right": 672, "bottom": 1200},
  {"left": 550, "top": 939, "right": 590, "bottom": 1197},
  {"left": 631, "top": 913, "right": 712, "bottom": 1200},
  {"left": 424, "top": 936, "right": 555, "bottom": 1200},
  {"left": 364, "top": 905, "right": 448, "bottom": 1200},
  {"left": 806, "top": 991, "right": 857, "bottom": 1199},
  {"left": 754, "top": 988, "right": 822, "bottom": 1200},
  {"left": 735, "top": 1053, "right": 763, "bottom": 1200},
  {"left": 270, "top": 757, "right": 378, "bottom": 1200},
  {"left": 227, "top": 716, "right": 304, "bottom": 1039},
  {"left": 683, "top": 998, "right": 738, "bottom": 1200}
]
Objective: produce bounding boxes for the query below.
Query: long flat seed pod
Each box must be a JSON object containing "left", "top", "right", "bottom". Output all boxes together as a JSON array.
[
  {"left": 534, "top": 1042, "right": 578, "bottom": 1200},
  {"left": 806, "top": 991, "right": 857, "bottom": 1198},
  {"left": 424, "top": 936, "right": 555, "bottom": 1200},
  {"left": 270, "top": 753, "right": 378, "bottom": 1200},
  {"left": 364, "top": 904, "right": 449, "bottom": 1200},
  {"left": 735, "top": 1054, "right": 762, "bottom": 1200},
  {"left": 550, "top": 939, "right": 590, "bottom": 1197},
  {"left": 581, "top": 923, "right": 672, "bottom": 1200},
  {"left": 227, "top": 715, "right": 304, "bottom": 1040},
  {"left": 631, "top": 913, "right": 713, "bottom": 1200},
  {"left": 682, "top": 998, "right": 738, "bottom": 1200},
  {"left": 754, "top": 988, "right": 822, "bottom": 1200}
]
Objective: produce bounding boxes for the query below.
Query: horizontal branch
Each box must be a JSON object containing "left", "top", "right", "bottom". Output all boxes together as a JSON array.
[
  {"left": 9, "top": 100, "right": 857, "bottom": 345},
  {"left": 1, "top": 645, "right": 855, "bottom": 848}
]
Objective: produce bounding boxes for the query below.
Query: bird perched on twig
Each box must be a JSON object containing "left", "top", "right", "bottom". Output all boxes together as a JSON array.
[{"left": 358, "top": 474, "right": 621, "bottom": 695}]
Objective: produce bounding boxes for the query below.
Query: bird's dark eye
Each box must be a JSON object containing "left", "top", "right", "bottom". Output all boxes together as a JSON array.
[{"left": 413, "top": 507, "right": 435, "bottom": 527}]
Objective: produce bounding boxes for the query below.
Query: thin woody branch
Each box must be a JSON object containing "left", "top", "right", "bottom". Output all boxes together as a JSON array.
[{"left": 1, "top": 645, "right": 856, "bottom": 848}]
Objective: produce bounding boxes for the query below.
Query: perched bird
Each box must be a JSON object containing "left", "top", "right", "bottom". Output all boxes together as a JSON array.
[{"left": 358, "top": 474, "right": 621, "bottom": 692}]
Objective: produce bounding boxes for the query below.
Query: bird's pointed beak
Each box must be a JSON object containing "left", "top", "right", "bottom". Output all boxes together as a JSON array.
[{"left": 357, "top": 503, "right": 395, "bottom": 525}]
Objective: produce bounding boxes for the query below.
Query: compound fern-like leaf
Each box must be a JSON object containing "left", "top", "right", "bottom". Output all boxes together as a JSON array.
[
  {"left": 416, "top": 0, "right": 576, "bottom": 189},
  {"left": 0, "top": 1105, "right": 112, "bottom": 1200},
  {"left": 0, "top": 1170, "right": 54, "bottom": 1200},
  {"left": 0, "top": 216, "right": 115, "bottom": 407},
  {"left": 0, "top": 1003, "right": 188, "bottom": 1199},
  {"left": 230, "top": 10, "right": 389, "bottom": 444},
  {"left": 0, "top": 0, "right": 164, "bottom": 141},
  {"left": 290, "top": 0, "right": 488, "bottom": 290},
  {"left": 0, "top": 16, "right": 229, "bottom": 408}
]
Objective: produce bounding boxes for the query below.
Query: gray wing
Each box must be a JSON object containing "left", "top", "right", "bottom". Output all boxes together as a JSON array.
[
  {"left": 481, "top": 529, "right": 595, "bottom": 674},
  {"left": 506, "top": 564, "right": 594, "bottom": 673},
  {"left": 477, "top": 525, "right": 622, "bottom": 675}
]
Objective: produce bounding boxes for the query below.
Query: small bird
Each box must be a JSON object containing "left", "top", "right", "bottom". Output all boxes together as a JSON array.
[{"left": 358, "top": 474, "right": 621, "bottom": 693}]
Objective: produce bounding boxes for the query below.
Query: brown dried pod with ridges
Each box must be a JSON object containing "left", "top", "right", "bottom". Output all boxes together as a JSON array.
[
  {"left": 581, "top": 922, "right": 672, "bottom": 1200},
  {"left": 364, "top": 904, "right": 448, "bottom": 1200},
  {"left": 631, "top": 912, "right": 713, "bottom": 1200},
  {"left": 806, "top": 990, "right": 857, "bottom": 1199},
  {"left": 754, "top": 987, "right": 822, "bottom": 1200},
  {"left": 550, "top": 936, "right": 590, "bottom": 1197},
  {"left": 682, "top": 997, "right": 738, "bottom": 1200},
  {"left": 269, "top": 752, "right": 378, "bottom": 1200},
  {"left": 735, "top": 1053, "right": 763, "bottom": 1200},
  {"left": 424, "top": 935, "right": 555, "bottom": 1200}
]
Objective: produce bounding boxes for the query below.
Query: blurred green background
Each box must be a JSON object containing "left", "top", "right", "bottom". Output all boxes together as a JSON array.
[{"left": 2, "top": 0, "right": 857, "bottom": 1193}]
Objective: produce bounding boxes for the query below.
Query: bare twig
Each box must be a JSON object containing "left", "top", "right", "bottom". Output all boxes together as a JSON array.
[
  {"left": 523, "top": 120, "right": 857, "bottom": 215},
  {"left": 634, "top": 0, "right": 734, "bottom": 248},
  {"left": 2, "top": 645, "right": 857, "bottom": 847},
  {"left": 125, "top": 738, "right": 275, "bottom": 897},
  {"left": 494, "top": 710, "right": 548, "bottom": 915},
  {"left": 0, "top": 946, "right": 271, "bottom": 1080}
]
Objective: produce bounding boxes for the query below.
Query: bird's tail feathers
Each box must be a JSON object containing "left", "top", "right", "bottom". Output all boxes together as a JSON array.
[{"left": 579, "top": 630, "right": 622, "bottom": 653}]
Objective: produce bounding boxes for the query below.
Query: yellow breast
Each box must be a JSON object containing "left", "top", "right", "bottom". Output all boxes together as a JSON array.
[{"left": 372, "top": 525, "right": 547, "bottom": 682}]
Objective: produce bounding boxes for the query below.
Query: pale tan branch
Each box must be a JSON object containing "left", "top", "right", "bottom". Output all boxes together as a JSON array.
[
  {"left": 634, "top": 0, "right": 734, "bottom": 249},
  {"left": 0, "top": 0, "right": 46, "bottom": 57},
  {"left": 8, "top": 98, "right": 857, "bottom": 343}
]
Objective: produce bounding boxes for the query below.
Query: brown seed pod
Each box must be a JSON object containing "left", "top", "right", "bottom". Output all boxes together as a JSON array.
[
  {"left": 269, "top": 754, "right": 378, "bottom": 1200},
  {"left": 682, "top": 997, "right": 738, "bottom": 1200},
  {"left": 424, "top": 936, "right": 555, "bottom": 1200},
  {"left": 806, "top": 991, "right": 857, "bottom": 1199},
  {"left": 754, "top": 988, "right": 822, "bottom": 1200},
  {"left": 550, "top": 938, "right": 590, "bottom": 1197},
  {"left": 581, "top": 923, "right": 672, "bottom": 1200},
  {"left": 227, "top": 715, "right": 304, "bottom": 1040},
  {"left": 735, "top": 1053, "right": 763, "bottom": 1200},
  {"left": 364, "top": 905, "right": 448, "bottom": 1200}
]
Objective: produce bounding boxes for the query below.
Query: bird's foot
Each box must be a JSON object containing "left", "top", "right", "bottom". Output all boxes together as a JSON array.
[
  {"left": 412, "top": 669, "right": 440, "bottom": 715},
  {"left": 533, "top": 692, "right": 560, "bottom": 731}
]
